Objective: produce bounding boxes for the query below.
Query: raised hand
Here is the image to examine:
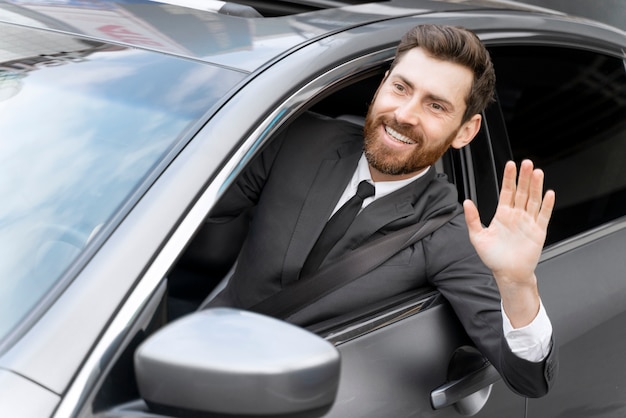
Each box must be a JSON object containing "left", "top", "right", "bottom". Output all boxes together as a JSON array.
[{"left": 463, "top": 160, "right": 555, "bottom": 327}]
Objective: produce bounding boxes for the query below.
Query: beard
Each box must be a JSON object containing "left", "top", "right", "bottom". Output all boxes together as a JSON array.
[{"left": 363, "top": 107, "right": 457, "bottom": 177}]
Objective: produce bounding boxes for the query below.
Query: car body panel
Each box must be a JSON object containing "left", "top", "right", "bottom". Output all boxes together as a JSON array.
[
  {"left": 528, "top": 225, "right": 626, "bottom": 417},
  {"left": 0, "top": 0, "right": 570, "bottom": 73},
  {"left": 0, "top": 370, "right": 59, "bottom": 416},
  {"left": 0, "top": 0, "right": 433, "bottom": 72},
  {"left": 327, "top": 302, "right": 524, "bottom": 417}
]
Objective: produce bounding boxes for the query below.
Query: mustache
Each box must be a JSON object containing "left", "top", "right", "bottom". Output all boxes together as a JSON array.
[{"left": 376, "top": 115, "right": 424, "bottom": 146}]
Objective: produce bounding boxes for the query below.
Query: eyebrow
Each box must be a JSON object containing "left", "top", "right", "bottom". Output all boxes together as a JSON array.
[{"left": 394, "top": 74, "right": 456, "bottom": 111}]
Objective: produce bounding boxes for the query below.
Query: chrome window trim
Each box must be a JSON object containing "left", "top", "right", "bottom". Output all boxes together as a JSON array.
[
  {"left": 317, "top": 291, "right": 442, "bottom": 346},
  {"left": 52, "top": 282, "right": 167, "bottom": 417},
  {"left": 541, "top": 216, "right": 626, "bottom": 261}
]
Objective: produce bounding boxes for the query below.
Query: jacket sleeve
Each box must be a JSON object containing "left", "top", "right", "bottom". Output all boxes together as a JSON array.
[
  {"left": 207, "top": 125, "right": 287, "bottom": 222},
  {"left": 424, "top": 212, "right": 558, "bottom": 397}
]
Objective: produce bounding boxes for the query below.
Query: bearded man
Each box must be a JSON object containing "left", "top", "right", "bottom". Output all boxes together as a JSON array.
[{"left": 205, "top": 24, "right": 557, "bottom": 398}]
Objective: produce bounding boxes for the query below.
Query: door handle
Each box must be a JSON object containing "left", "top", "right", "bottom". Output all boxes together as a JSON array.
[
  {"left": 430, "top": 346, "right": 501, "bottom": 415},
  {"left": 431, "top": 362, "right": 499, "bottom": 409}
]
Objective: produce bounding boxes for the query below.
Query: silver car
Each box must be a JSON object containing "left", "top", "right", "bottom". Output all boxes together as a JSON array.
[{"left": 1, "top": 0, "right": 625, "bottom": 417}]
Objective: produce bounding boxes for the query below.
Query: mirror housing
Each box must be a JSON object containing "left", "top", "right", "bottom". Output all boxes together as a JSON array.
[{"left": 134, "top": 308, "right": 340, "bottom": 417}]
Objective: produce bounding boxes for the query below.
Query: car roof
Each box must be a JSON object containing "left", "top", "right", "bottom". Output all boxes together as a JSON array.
[{"left": 0, "top": 0, "right": 564, "bottom": 73}]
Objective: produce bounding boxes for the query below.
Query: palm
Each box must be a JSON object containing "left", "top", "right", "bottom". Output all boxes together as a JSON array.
[{"left": 464, "top": 160, "right": 555, "bottom": 285}]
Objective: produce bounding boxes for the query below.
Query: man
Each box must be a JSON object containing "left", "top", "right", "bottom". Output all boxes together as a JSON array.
[{"left": 206, "top": 24, "right": 557, "bottom": 397}]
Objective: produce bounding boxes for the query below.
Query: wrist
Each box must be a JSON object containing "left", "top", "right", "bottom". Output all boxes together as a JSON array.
[{"left": 498, "top": 275, "right": 541, "bottom": 328}]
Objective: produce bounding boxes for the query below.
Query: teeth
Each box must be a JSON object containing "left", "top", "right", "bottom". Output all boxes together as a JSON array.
[{"left": 385, "top": 126, "right": 415, "bottom": 144}]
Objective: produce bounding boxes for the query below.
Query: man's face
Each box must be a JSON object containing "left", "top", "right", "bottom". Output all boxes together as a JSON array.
[{"left": 363, "top": 47, "right": 477, "bottom": 181}]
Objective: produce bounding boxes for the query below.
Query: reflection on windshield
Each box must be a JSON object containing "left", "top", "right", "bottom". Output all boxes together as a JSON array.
[{"left": 0, "top": 28, "right": 245, "bottom": 342}]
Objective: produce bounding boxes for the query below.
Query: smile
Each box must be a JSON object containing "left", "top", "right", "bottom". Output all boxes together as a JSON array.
[{"left": 385, "top": 125, "right": 416, "bottom": 145}]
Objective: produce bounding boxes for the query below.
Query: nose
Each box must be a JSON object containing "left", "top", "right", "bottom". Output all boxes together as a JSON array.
[{"left": 394, "top": 100, "right": 420, "bottom": 126}]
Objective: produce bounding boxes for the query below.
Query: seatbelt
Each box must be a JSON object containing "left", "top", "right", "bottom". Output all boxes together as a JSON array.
[{"left": 250, "top": 209, "right": 460, "bottom": 319}]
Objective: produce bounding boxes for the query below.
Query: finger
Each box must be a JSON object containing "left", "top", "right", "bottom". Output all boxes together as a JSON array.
[
  {"left": 498, "top": 161, "right": 517, "bottom": 208},
  {"left": 526, "top": 168, "right": 545, "bottom": 218},
  {"left": 537, "top": 189, "right": 556, "bottom": 231},
  {"left": 463, "top": 199, "right": 483, "bottom": 237},
  {"left": 514, "top": 159, "right": 534, "bottom": 210}
]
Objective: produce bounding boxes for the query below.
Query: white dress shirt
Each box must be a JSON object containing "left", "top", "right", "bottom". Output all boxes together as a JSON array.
[{"left": 334, "top": 155, "right": 552, "bottom": 362}]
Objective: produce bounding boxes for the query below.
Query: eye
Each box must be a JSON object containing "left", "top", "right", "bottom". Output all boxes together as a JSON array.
[
  {"left": 430, "top": 103, "right": 445, "bottom": 112},
  {"left": 392, "top": 83, "right": 406, "bottom": 93}
]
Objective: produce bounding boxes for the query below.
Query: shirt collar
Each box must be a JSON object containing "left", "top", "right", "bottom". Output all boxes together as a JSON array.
[{"left": 355, "top": 154, "right": 430, "bottom": 201}]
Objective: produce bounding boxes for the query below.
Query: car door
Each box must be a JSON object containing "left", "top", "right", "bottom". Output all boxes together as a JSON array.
[{"left": 482, "top": 43, "right": 626, "bottom": 417}]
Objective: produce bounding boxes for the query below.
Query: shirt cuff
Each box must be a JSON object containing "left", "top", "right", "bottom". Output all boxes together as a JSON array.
[{"left": 502, "top": 299, "right": 553, "bottom": 363}]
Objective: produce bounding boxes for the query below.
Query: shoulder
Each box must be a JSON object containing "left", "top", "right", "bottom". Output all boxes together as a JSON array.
[
  {"left": 427, "top": 209, "right": 472, "bottom": 252},
  {"left": 412, "top": 171, "right": 462, "bottom": 221},
  {"left": 422, "top": 207, "right": 488, "bottom": 275}
]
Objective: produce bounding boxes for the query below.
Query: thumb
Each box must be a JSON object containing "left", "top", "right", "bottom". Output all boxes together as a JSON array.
[{"left": 463, "top": 199, "right": 483, "bottom": 237}]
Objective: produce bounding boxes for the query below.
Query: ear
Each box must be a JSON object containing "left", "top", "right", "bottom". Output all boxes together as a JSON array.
[{"left": 450, "top": 114, "right": 482, "bottom": 149}]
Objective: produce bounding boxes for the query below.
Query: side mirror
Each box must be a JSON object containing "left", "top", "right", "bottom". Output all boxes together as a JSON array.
[{"left": 134, "top": 308, "right": 340, "bottom": 418}]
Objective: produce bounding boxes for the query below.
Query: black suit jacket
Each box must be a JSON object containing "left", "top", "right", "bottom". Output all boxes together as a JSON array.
[{"left": 207, "top": 112, "right": 557, "bottom": 397}]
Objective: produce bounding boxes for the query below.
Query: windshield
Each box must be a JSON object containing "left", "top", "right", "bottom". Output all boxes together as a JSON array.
[{"left": 0, "top": 24, "right": 245, "bottom": 342}]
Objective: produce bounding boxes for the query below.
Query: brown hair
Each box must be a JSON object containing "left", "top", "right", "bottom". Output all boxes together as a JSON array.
[{"left": 390, "top": 24, "right": 495, "bottom": 123}]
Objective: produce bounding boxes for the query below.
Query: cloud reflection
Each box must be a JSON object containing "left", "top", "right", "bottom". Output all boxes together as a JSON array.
[{"left": 0, "top": 45, "right": 245, "bottom": 337}]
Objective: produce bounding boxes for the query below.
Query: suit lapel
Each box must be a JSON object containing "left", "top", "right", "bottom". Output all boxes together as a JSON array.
[
  {"left": 282, "top": 141, "right": 442, "bottom": 282},
  {"left": 281, "top": 141, "right": 361, "bottom": 285},
  {"left": 324, "top": 168, "right": 438, "bottom": 264},
  {"left": 358, "top": 167, "right": 437, "bottom": 231}
]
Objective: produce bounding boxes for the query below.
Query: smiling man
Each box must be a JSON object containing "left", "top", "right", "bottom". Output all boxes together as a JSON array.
[
  {"left": 364, "top": 47, "right": 479, "bottom": 180},
  {"left": 206, "top": 24, "right": 558, "bottom": 398}
]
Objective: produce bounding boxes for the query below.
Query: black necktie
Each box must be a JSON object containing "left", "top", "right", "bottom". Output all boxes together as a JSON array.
[{"left": 300, "top": 180, "right": 375, "bottom": 278}]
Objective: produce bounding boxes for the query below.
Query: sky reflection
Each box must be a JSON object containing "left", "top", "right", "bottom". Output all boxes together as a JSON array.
[{"left": 0, "top": 42, "right": 245, "bottom": 338}]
